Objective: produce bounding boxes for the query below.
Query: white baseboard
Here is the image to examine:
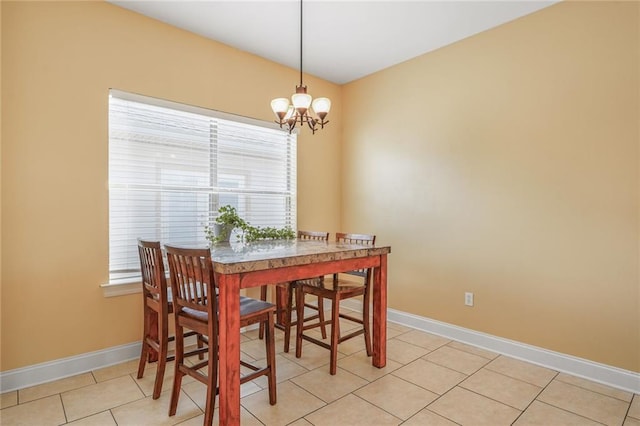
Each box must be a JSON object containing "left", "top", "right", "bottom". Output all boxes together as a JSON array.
[
  {"left": 0, "top": 342, "right": 141, "bottom": 393},
  {"left": 342, "top": 299, "right": 639, "bottom": 394},
  {"left": 0, "top": 330, "right": 252, "bottom": 394},
  {"left": 2, "top": 305, "right": 638, "bottom": 394}
]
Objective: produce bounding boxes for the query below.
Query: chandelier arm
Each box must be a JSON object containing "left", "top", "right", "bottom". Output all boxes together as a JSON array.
[{"left": 307, "top": 117, "right": 317, "bottom": 132}]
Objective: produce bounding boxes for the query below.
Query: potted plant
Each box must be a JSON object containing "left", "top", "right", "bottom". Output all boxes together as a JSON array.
[
  {"left": 205, "top": 204, "right": 296, "bottom": 245},
  {"left": 205, "top": 205, "right": 247, "bottom": 244}
]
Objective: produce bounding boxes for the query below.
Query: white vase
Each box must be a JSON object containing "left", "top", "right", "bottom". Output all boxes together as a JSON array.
[{"left": 213, "top": 223, "right": 234, "bottom": 243}]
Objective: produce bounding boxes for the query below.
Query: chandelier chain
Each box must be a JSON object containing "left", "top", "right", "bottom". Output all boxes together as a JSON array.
[{"left": 299, "top": 0, "right": 303, "bottom": 87}]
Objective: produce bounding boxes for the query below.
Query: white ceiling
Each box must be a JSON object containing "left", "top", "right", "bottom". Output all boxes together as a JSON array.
[{"left": 109, "top": 0, "right": 559, "bottom": 85}]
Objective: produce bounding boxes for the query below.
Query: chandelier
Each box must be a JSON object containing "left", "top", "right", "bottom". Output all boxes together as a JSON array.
[{"left": 270, "top": 0, "right": 330, "bottom": 134}]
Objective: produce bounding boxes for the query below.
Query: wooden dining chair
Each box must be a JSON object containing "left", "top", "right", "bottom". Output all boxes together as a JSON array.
[
  {"left": 258, "top": 230, "right": 329, "bottom": 352},
  {"left": 295, "top": 232, "right": 376, "bottom": 375},
  {"left": 136, "top": 239, "right": 206, "bottom": 400},
  {"left": 164, "top": 245, "right": 277, "bottom": 425}
]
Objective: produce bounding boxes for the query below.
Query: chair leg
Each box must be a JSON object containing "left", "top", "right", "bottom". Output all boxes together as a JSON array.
[
  {"left": 329, "top": 297, "right": 340, "bottom": 375},
  {"left": 197, "top": 333, "right": 205, "bottom": 360},
  {"left": 153, "top": 312, "right": 169, "bottom": 399},
  {"left": 137, "top": 341, "right": 149, "bottom": 380},
  {"left": 363, "top": 286, "right": 372, "bottom": 357},
  {"left": 203, "top": 333, "right": 218, "bottom": 426},
  {"left": 168, "top": 324, "right": 185, "bottom": 417},
  {"left": 258, "top": 285, "right": 268, "bottom": 340},
  {"left": 283, "top": 283, "right": 294, "bottom": 353},
  {"left": 265, "top": 313, "right": 277, "bottom": 405},
  {"left": 137, "top": 308, "right": 150, "bottom": 379},
  {"left": 295, "top": 285, "right": 305, "bottom": 359},
  {"left": 317, "top": 296, "right": 327, "bottom": 339}
]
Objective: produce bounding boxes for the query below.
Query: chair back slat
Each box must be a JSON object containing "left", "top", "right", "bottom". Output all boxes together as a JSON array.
[
  {"left": 298, "top": 230, "right": 330, "bottom": 241},
  {"left": 164, "top": 245, "right": 216, "bottom": 316},
  {"left": 335, "top": 233, "right": 376, "bottom": 279},
  {"left": 138, "top": 239, "right": 167, "bottom": 300},
  {"left": 336, "top": 233, "right": 376, "bottom": 246}
]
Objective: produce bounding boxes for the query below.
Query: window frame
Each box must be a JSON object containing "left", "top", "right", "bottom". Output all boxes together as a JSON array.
[{"left": 103, "top": 89, "right": 297, "bottom": 295}]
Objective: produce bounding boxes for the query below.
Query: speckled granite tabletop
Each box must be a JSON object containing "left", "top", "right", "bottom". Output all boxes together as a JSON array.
[{"left": 209, "top": 239, "right": 391, "bottom": 274}]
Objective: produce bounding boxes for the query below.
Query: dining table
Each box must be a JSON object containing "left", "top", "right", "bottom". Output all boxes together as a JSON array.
[{"left": 210, "top": 237, "right": 391, "bottom": 425}]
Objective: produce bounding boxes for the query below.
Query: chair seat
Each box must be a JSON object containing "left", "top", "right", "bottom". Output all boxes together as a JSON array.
[
  {"left": 240, "top": 296, "right": 276, "bottom": 325},
  {"left": 293, "top": 277, "right": 321, "bottom": 286},
  {"left": 298, "top": 277, "right": 365, "bottom": 293},
  {"left": 182, "top": 296, "right": 275, "bottom": 324},
  {"left": 181, "top": 307, "right": 209, "bottom": 322}
]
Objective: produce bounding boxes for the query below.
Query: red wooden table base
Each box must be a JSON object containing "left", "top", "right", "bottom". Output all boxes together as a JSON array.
[{"left": 209, "top": 241, "right": 390, "bottom": 426}]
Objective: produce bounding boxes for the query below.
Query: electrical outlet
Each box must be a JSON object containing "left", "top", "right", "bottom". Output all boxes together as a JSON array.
[{"left": 465, "top": 292, "right": 474, "bottom": 306}]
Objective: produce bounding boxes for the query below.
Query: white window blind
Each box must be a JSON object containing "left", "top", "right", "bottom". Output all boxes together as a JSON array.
[{"left": 108, "top": 90, "right": 297, "bottom": 281}]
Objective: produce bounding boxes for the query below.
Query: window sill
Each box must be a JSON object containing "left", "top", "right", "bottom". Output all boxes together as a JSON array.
[{"left": 101, "top": 279, "right": 141, "bottom": 298}]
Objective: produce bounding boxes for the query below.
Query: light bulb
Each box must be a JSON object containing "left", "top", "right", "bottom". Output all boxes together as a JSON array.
[
  {"left": 291, "top": 93, "right": 312, "bottom": 110},
  {"left": 312, "top": 97, "right": 331, "bottom": 114},
  {"left": 271, "top": 98, "right": 290, "bottom": 118}
]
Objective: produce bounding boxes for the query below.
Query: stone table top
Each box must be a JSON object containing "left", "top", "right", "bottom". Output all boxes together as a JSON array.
[{"left": 209, "top": 239, "right": 391, "bottom": 274}]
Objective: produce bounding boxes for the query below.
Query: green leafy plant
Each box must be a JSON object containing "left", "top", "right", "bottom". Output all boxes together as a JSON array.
[
  {"left": 204, "top": 205, "right": 247, "bottom": 244},
  {"left": 243, "top": 225, "right": 296, "bottom": 242},
  {"left": 205, "top": 205, "right": 295, "bottom": 244}
]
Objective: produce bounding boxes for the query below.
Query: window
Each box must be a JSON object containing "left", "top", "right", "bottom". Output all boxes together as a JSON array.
[{"left": 108, "top": 90, "right": 297, "bottom": 282}]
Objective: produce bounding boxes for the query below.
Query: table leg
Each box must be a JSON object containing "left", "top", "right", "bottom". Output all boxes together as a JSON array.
[
  {"left": 372, "top": 254, "right": 387, "bottom": 368},
  {"left": 216, "top": 273, "right": 241, "bottom": 425},
  {"left": 275, "top": 284, "right": 289, "bottom": 326}
]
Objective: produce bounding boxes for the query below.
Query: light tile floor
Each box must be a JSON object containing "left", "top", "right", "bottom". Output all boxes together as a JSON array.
[{"left": 2, "top": 309, "right": 639, "bottom": 426}]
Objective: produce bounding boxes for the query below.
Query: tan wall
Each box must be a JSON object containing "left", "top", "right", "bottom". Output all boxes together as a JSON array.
[
  {"left": 343, "top": 1, "right": 639, "bottom": 372},
  {"left": 2, "top": 0, "right": 638, "bottom": 376},
  {"left": 0, "top": 0, "right": 4, "bottom": 372},
  {"left": 0, "top": 1, "right": 342, "bottom": 371}
]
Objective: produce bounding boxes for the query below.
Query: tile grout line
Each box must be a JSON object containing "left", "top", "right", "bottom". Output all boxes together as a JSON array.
[
  {"left": 178, "top": 386, "right": 206, "bottom": 423},
  {"left": 303, "top": 389, "right": 405, "bottom": 425},
  {"left": 630, "top": 395, "right": 640, "bottom": 421},
  {"left": 421, "top": 356, "right": 490, "bottom": 378},
  {"left": 528, "top": 400, "right": 609, "bottom": 426},
  {"left": 529, "top": 372, "right": 628, "bottom": 426},
  {"left": 508, "top": 369, "right": 558, "bottom": 425},
  {"left": 458, "top": 367, "right": 545, "bottom": 412},
  {"left": 481, "top": 361, "right": 554, "bottom": 388},
  {"left": 387, "top": 360, "right": 465, "bottom": 398},
  {"left": 401, "top": 408, "right": 464, "bottom": 426},
  {"left": 349, "top": 392, "right": 405, "bottom": 423},
  {"left": 419, "top": 360, "right": 561, "bottom": 425},
  {"left": 422, "top": 380, "right": 468, "bottom": 424},
  {"left": 129, "top": 372, "right": 148, "bottom": 399},
  {"left": 553, "top": 375, "right": 637, "bottom": 403},
  {"left": 279, "top": 379, "right": 329, "bottom": 423},
  {"left": 443, "top": 341, "right": 501, "bottom": 362},
  {"left": 366, "top": 372, "right": 454, "bottom": 423},
  {"left": 451, "top": 384, "right": 525, "bottom": 419},
  {"left": 58, "top": 393, "right": 69, "bottom": 425}
]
